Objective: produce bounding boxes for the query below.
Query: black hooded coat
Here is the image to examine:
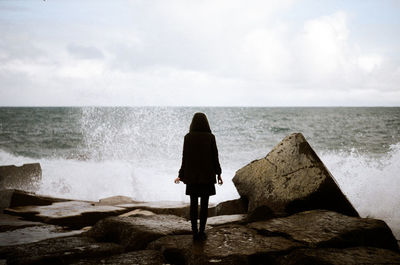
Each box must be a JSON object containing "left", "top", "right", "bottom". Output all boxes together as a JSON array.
[{"left": 178, "top": 113, "right": 221, "bottom": 188}]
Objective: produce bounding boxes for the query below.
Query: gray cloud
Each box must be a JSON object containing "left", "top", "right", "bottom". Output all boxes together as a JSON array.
[
  {"left": 67, "top": 44, "right": 104, "bottom": 60},
  {"left": 0, "top": 0, "right": 399, "bottom": 106}
]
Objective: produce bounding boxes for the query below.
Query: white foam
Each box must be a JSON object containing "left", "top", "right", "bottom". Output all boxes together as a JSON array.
[{"left": 321, "top": 143, "right": 400, "bottom": 239}]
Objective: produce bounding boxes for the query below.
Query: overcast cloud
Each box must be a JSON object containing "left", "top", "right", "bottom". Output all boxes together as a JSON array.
[{"left": 0, "top": 0, "right": 399, "bottom": 106}]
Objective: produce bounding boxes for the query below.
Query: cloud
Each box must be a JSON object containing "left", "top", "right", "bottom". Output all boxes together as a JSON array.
[
  {"left": 297, "top": 11, "right": 351, "bottom": 77},
  {"left": 358, "top": 54, "right": 383, "bottom": 73},
  {"left": 67, "top": 44, "right": 104, "bottom": 60},
  {"left": 0, "top": 0, "right": 399, "bottom": 106}
]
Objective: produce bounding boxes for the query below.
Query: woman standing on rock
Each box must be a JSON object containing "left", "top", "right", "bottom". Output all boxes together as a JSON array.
[{"left": 175, "top": 112, "right": 223, "bottom": 241}]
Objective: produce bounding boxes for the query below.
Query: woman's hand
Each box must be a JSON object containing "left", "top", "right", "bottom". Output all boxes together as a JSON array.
[
  {"left": 174, "top": 177, "right": 180, "bottom": 184},
  {"left": 217, "top": 175, "right": 223, "bottom": 185}
]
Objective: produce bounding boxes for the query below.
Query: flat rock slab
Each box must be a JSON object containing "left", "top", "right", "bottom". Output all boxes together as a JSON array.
[
  {"left": 4, "top": 201, "right": 127, "bottom": 228},
  {"left": 207, "top": 214, "right": 247, "bottom": 226},
  {"left": 96, "top": 195, "right": 138, "bottom": 206},
  {"left": 233, "top": 133, "right": 358, "bottom": 220},
  {"left": 0, "top": 224, "right": 84, "bottom": 246},
  {"left": 279, "top": 247, "right": 400, "bottom": 265},
  {"left": 248, "top": 210, "right": 398, "bottom": 250},
  {"left": 0, "top": 189, "right": 69, "bottom": 210},
  {"left": 148, "top": 225, "right": 303, "bottom": 265},
  {"left": 0, "top": 236, "right": 123, "bottom": 265},
  {"left": 87, "top": 214, "right": 193, "bottom": 250},
  {"left": 0, "top": 213, "right": 43, "bottom": 232},
  {"left": 116, "top": 201, "right": 193, "bottom": 219},
  {"left": 118, "top": 209, "right": 156, "bottom": 217},
  {"left": 70, "top": 250, "right": 166, "bottom": 265}
]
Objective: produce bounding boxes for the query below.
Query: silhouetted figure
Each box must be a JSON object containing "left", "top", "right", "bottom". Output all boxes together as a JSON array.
[{"left": 175, "top": 112, "right": 223, "bottom": 241}]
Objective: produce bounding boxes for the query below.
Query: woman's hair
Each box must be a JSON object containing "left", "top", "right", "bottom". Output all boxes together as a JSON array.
[{"left": 189, "top": 112, "right": 211, "bottom": 133}]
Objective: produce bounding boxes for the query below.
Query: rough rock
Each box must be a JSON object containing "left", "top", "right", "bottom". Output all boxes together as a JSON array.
[
  {"left": 0, "top": 236, "right": 123, "bottom": 265},
  {"left": 215, "top": 198, "right": 248, "bottom": 216},
  {"left": 0, "top": 189, "right": 69, "bottom": 210},
  {"left": 116, "top": 201, "right": 194, "bottom": 219},
  {"left": 4, "top": 201, "right": 127, "bottom": 228},
  {"left": 118, "top": 209, "right": 155, "bottom": 217},
  {"left": 207, "top": 214, "right": 247, "bottom": 226},
  {"left": 0, "top": 163, "right": 42, "bottom": 192},
  {"left": 248, "top": 210, "right": 398, "bottom": 250},
  {"left": 233, "top": 133, "right": 358, "bottom": 220},
  {"left": 279, "top": 247, "right": 400, "bottom": 265},
  {"left": 87, "top": 214, "right": 193, "bottom": 250},
  {"left": 96, "top": 195, "right": 138, "bottom": 206},
  {"left": 0, "top": 224, "right": 84, "bottom": 246},
  {"left": 0, "top": 213, "right": 43, "bottom": 232},
  {"left": 69, "top": 250, "right": 166, "bottom": 265},
  {"left": 148, "top": 225, "right": 303, "bottom": 265}
]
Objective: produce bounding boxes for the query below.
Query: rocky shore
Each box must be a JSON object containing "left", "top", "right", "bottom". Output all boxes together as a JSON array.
[{"left": 1, "top": 133, "right": 399, "bottom": 264}]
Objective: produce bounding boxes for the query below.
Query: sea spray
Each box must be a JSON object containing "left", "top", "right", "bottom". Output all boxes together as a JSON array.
[{"left": 321, "top": 143, "right": 400, "bottom": 238}]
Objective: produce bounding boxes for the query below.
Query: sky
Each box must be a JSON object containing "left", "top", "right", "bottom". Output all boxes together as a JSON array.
[{"left": 0, "top": 0, "right": 399, "bottom": 106}]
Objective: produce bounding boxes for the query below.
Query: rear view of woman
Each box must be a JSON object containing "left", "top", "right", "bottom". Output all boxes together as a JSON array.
[{"left": 175, "top": 112, "right": 223, "bottom": 240}]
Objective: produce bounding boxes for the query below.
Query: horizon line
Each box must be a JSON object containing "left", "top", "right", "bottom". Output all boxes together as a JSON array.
[{"left": 0, "top": 105, "right": 399, "bottom": 108}]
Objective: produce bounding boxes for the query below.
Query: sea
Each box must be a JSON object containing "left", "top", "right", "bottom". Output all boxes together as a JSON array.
[{"left": 0, "top": 107, "right": 399, "bottom": 238}]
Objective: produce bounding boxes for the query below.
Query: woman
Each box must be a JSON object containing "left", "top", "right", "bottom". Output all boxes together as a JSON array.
[{"left": 175, "top": 112, "right": 223, "bottom": 241}]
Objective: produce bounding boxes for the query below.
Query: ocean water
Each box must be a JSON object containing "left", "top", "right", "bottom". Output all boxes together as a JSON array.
[{"left": 0, "top": 107, "right": 399, "bottom": 238}]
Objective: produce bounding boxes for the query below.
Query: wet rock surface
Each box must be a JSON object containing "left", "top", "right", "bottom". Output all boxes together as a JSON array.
[
  {"left": 233, "top": 133, "right": 359, "bottom": 220},
  {"left": 96, "top": 195, "right": 139, "bottom": 206},
  {"left": 1, "top": 192, "right": 398, "bottom": 265},
  {"left": 116, "top": 201, "right": 193, "bottom": 219},
  {"left": 87, "top": 214, "right": 192, "bottom": 250},
  {"left": 148, "top": 225, "right": 304, "bottom": 265},
  {"left": 214, "top": 198, "right": 248, "bottom": 216},
  {"left": 4, "top": 201, "right": 127, "bottom": 228},
  {"left": 0, "top": 213, "right": 43, "bottom": 232},
  {"left": 207, "top": 214, "right": 247, "bottom": 226},
  {"left": 248, "top": 209, "right": 399, "bottom": 250},
  {"left": 0, "top": 189, "right": 69, "bottom": 210},
  {"left": 279, "top": 247, "right": 400, "bottom": 265},
  {"left": 69, "top": 250, "right": 166, "bottom": 265},
  {"left": 0, "top": 236, "right": 123, "bottom": 265},
  {"left": 118, "top": 209, "right": 156, "bottom": 217},
  {"left": 0, "top": 223, "right": 84, "bottom": 246}
]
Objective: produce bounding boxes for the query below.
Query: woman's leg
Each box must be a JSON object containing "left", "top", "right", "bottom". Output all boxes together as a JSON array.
[
  {"left": 199, "top": 195, "right": 209, "bottom": 233},
  {"left": 190, "top": 195, "right": 199, "bottom": 234}
]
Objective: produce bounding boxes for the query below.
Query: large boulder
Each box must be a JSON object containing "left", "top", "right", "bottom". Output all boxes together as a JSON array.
[
  {"left": 147, "top": 225, "right": 303, "bottom": 265},
  {"left": 0, "top": 163, "right": 42, "bottom": 192},
  {"left": 233, "top": 133, "right": 358, "bottom": 220},
  {"left": 87, "top": 214, "right": 193, "bottom": 250},
  {"left": 0, "top": 236, "right": 123, "bottom": 265},
  {"left": 248, "top": 210, "right": 398, "bottom": 251}
]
